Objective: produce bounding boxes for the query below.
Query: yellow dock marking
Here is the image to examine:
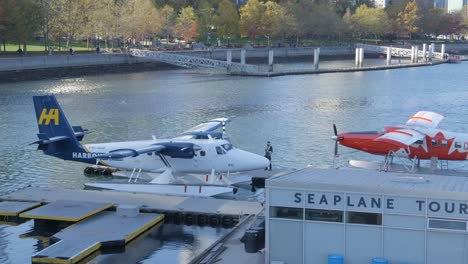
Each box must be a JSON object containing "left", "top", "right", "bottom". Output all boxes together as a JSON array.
[
  {"left": 0, "top": 202, "right": 42, "bottom": 217},
  {"left": 126, "top": 214, "right": 165, "bottom": 243},
  {"left": 20, "top": 203, "right": 113, "bottom": 222}
]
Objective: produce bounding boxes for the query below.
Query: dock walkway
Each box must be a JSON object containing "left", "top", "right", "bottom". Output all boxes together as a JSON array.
[{"left": 0, "top": 187, "right": 263, "bottom": 216}]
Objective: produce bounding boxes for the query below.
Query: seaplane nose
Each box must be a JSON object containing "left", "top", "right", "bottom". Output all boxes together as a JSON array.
[{"left": 237, "top": 149, "right": 270, "bottom": 171}]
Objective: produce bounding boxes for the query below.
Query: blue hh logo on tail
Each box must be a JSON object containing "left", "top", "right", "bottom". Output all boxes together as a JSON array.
[{"left": 38, "top": 108, "right": 59, "bottom": 125}]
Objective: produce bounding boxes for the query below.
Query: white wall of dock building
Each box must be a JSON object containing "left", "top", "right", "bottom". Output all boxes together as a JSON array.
[{"left": 266, "top": 187, "right": 468, "bottom": 264}]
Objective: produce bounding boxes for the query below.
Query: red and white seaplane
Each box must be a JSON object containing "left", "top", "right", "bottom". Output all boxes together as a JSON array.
[{"left": 332, "top": 111, "right": 468, "bottom": 172}]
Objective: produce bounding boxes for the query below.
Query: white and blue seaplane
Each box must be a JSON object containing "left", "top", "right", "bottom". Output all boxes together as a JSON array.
[{"left": 32, "top": 95, "right": 270, "bottom": 197}]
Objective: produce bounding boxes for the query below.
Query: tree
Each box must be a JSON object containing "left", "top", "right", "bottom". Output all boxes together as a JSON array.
[
  {"left": 261, "top": 1, "right": 285, "bottom": 41},
  {"left": 397, "top": 1, "right": 421, "bottom": 38},
  {"left": 196, "top": 0, "right": 216, "bottom": 39},
  {"left": 348, "top": 4, "right": 390, "bottom": 39},
  {"left": 119, "top": 0, "right": 162, "bottom": 47},
  {"left": 439, "top": 12, "right": 465, "bottom": 37},
  {"left": 289, "top": 0, "right": 342, "bottom": 40},
  {"left": 174, "top": 7, "right": 198, "bottom": 41},
  {"left": 421, "top": 8, "right": 445, "bottom": 36},
  {"left": 239, "top": 0, "right": 265, "bottom": 40},
  {"left": 1, "top": 0, "right": 42, "bottom": 52},
  {"left": 214, "top": 0, "right": 239, "bottom": 39},
  {"left": 160, "top": 5, "right": 176, "bottom": 41},
  {"left": 462, "top": 6, "right": 468, "bottom": 34}
]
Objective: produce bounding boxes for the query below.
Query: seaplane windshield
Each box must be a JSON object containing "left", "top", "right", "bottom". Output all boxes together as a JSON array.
[{"left": 222, "top": 144, "right": 233, "bottom": 152}]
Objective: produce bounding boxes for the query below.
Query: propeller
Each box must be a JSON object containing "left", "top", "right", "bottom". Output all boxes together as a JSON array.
[{"left": 332, "top": 124, "right": 339, "bottom": 157}]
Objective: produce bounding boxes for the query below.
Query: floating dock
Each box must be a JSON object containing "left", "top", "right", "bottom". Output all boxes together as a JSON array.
[
  {"left": 32, "top": 206, "right": 163, "bottom": 264},
  {"left": 20, "top": 200, "right": 113, "bottom": 222},
  {"left": 0, "top": 201, "right": 41, "bottom": 225},
  {"left": 0, "top": 185, "right": 264, "bottom": 263}
]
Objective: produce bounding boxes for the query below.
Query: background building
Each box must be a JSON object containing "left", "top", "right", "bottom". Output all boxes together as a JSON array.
[{"left": 266, "top": 168, "right": 468, "bottom": 264}]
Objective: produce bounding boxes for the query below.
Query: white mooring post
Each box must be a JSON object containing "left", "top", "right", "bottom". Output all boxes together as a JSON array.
[
  {"left": 355, "top": 48, "right": 360, "bottom": 67},
  {"left": 410, "top": 46, "right": 415, "bottom": 63},
  {"left": 227, "top": 49, "right": 232, "bottom": 65},
  {"left": 386, "top": 47, "right": 391, "bottom": 65},
  {"left": 241, "top": 49, "right": 246, "bottom": 65},
  {"left": 414, "top": 45, "right": 419, "bottom": 63},
  {"left": 422, "top": 44, "right": 427, "bottom": 62},
  {"left": 428, "top": 44, "right": 433, "bottom": 61},
  {"left": 268, "top": 49, "right": 274, "bottom": 72},
  {"left": 359, "top": 48, "right": 364, "bottom": 67},
  {"left": 314, "top": 48, "right": 320, "bottom": 70},
  {"left": 441, "top": 44, "right": 446, "bottom": 60},
  {"left": 226, "top": 49, "right": 232, "bottom": 73}
]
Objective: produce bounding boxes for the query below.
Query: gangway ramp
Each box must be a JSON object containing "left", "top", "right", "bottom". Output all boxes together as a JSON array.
[
  {"left": 32, "top": 209, "right": 164, "bottom": 264},
  {"left": 358, "top": 43, "right": 444, "bottom": 60},
  {"left": 130, "top": 49, "right": 261, "bottom": 74}
]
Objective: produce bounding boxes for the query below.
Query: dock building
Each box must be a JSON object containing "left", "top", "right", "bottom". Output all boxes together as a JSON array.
[{"left": 266, "top": 167, "right": 468, "bottom": 264}]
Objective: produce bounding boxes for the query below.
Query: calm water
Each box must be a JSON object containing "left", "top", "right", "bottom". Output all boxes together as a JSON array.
[{"left": 0, "top": 59, "right": 467, "bottom": 263}]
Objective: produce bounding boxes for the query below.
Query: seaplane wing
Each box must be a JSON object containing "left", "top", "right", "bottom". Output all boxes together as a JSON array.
[
  {"left": 94, "top": 142, "right": 199, "bottom": 160},
  {"left": 374, "top": 129, "right": 425, "bottom": 148},
  {"left": 405, "top": 111, "right": 445, "bottom": 129},
  {"left": 94, "top": 145, "right": 166, "bottom": 160},
  {"left": 182, "top": 118, "right": 230, "bottom": 133}
]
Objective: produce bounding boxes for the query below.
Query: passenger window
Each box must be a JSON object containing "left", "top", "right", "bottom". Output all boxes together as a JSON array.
[
  {"left": 441, "top": 140, "right": 448, "bottom": 147},
  {"left": 431, "top": 139, "right": 438, "bottom": 146},
  {"left": 455, "top": 142, "right": 462, "bottom": 148},
  {"left": 216, "top": 146, "right": 224, "bottom": 155},
  {"left": 200, "top": 151, "right": 206, "bottom": 156},
  {"left": 147, "top": 152, "right": 152, "bottom": 156}
]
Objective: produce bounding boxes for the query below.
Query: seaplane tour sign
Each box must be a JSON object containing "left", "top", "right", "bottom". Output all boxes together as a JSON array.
[{"left": 270, "top": 189, "right": 468, "bottom": 220}]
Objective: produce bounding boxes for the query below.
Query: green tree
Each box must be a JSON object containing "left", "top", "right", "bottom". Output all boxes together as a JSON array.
[
  {"left": 196, "top": 0, "right": 216, "bottom": 39},
  {"left": 214, "top": 0, "right": 239, "bottom": 39},
  {"left": 160, "top": 5, "right": 176, "bottom": 41},
  {"left": 397, "top": 1, "right": 421, "bottom": 38},
  {"left": 174, "top": 7, "right": 198, "bottom": 41},
  {"left": 292, "top": 0, "right": 343, "bottom": 39},
  {"left": 1, "top": 0, "right": 42, "bottom": 52}
]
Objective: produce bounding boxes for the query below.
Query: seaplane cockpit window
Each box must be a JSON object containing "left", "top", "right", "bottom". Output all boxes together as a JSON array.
[
  {"left": 222, "top": 144, "right": 233, "bottom": 152},
  {"left": 216, "top": 146, "right": 225, "bottom": 155},
  {"left": 200, "top": 150, "right": 206, "bottom": 156},
  {"left": 455, "top": 142, "right": 462, "bottom": 149}
]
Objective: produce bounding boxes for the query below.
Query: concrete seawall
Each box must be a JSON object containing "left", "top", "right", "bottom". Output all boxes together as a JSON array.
[
  {"left": 0, "top": 44, "right": 466, "bottom": 82},
  {"left": 0, "top": 47, "right": 357, "bottom": 82}
]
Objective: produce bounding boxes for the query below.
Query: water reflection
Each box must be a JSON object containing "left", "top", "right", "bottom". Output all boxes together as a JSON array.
[{"left": 91, "top": 224, "right": 231, "bottom": 264}]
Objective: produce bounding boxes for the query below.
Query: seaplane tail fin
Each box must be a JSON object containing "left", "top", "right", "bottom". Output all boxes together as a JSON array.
[{"left": 32, "top": 95, "right": 90, "bottom": 162}]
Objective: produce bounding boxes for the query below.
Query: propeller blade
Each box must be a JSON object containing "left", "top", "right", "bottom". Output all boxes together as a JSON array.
[
  {"left": 334, "top": 141, "right": 338, "bottom": 157},
  {"left": 333, "top": 124, "right": 338, "bottom": 136}
]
